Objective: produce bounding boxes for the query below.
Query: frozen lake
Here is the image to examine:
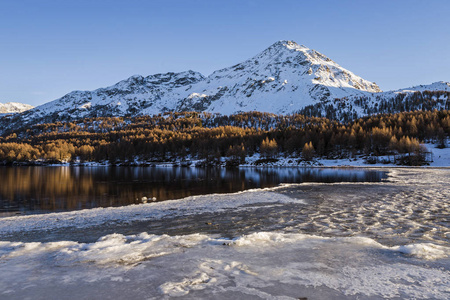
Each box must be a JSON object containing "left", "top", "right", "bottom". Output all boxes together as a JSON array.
[{"left": 0, "top": 168, "right": 448, "bottom": 299}]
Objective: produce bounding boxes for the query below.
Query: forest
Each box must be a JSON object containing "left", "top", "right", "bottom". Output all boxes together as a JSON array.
[
  {"left": 0, "top": 109, "right": 449, "bottom": 166},
  {"left": 298, "top": 90, "right": 450, "bottom": 122}
]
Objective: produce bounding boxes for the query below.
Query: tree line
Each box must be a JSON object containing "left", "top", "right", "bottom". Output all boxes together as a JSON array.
[{"left": 0, "top": 110, "right": 449, "bottom": 166}]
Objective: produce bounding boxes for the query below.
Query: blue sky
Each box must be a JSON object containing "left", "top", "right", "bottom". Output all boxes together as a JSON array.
[{"left": 1, "top": 0, "right": 449, "bottom": 106}]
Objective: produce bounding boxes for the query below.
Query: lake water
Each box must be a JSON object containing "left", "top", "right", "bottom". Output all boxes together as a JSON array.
[
  {"left": 0, "top": 167, "right": 448, "bottom": 299},
  {"left": 0, "top": 166, "right": 385, "bottom": 216}
]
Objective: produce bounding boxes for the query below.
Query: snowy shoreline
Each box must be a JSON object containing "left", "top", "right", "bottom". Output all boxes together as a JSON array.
[
  {"left": 7, "top": 144, "right": 450, "bottom": 168},
  {"left": 5, "top": 142, "right": 449, "bottom": 168}
]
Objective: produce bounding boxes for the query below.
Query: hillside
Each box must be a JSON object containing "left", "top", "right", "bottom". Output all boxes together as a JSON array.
[{"left": 299, "top": 82, "right": 450, "bottom": 122}]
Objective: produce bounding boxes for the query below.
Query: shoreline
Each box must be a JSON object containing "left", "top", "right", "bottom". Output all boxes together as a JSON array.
[
  {"left": 2, "top": 159, "right": 450, "bottom": 169},
  {"left": 2, "top": 142, "right": 450, "bottom": 168}
]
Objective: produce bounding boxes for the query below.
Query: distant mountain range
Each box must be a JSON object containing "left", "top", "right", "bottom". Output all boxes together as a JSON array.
[
  {"left": 1, "top": 40, "right": 449, "bottom": 132},
  {"left": 0, "top": 102, "right": 33, "bottom": 115}
]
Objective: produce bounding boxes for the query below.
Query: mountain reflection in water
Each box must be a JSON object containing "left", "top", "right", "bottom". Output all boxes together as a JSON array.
[{"left": 0, "top": 166, "right": 386, "bottom": 216}]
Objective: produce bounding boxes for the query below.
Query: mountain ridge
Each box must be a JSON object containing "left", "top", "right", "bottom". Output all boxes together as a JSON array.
[{"left": 14, "top": 40, "right": 381, "bottom": 120}]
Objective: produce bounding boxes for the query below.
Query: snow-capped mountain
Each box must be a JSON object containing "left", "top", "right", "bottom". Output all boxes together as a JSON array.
[
  {"left": 5, "top": 40, "right": 381, "bottom": 126},
  {"left": 0, "top": 102, "right": 34, "bottom": 115},
  {"left": 175, "top": 40, "right": 381, "bottom": 114},
  {"left": 2, "top": 40, "right": 449, "bottom": 133}
]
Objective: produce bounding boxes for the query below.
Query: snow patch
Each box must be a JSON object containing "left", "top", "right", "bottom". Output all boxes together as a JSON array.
[
  {"left": 393, "top": 243, "right": 449, "bottom": 260},
  {"left": 79, "top": 102, "right": 92, "bottom": 109},
  {"left": 188, "top": 92, "right": 208, "bottom": 99}
]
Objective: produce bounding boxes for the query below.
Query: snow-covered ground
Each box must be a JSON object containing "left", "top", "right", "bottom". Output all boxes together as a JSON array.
[
  {"left": 166, "top": 142, "right": 450, "bottom": 168},
  {"left": 241, "top": 142, "right": 450, "bottom": 168},
  {"left": 426, "top": 143, "right": 450, "bottom": 167}
]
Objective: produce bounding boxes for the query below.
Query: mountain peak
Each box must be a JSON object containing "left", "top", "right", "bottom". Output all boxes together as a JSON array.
[
  {"left": 208, "top": 39, "right": 381, "bottom": 95},
  {"left": 255, "top": 40, "right": 334, "bottom": 67},
  {"left": 271, "top": 40, "right": 309, "bottom": 51}
]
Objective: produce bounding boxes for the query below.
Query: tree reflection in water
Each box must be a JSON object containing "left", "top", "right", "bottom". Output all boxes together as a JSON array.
[{"left": 0, "top": 166, "right": 386, "bottom": 215}]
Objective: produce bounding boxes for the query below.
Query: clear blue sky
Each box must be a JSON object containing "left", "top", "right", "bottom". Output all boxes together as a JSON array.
[{"left": 1, "top": 0, "right": 449, "bottom": 106}]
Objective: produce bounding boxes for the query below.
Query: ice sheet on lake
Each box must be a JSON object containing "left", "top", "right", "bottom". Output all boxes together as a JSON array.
[
  {"left": 0, "top": 232, "right": 448, "bottom": 299},
  {"left": 0, "top": 188, "right": 304, "bottom": 235}
]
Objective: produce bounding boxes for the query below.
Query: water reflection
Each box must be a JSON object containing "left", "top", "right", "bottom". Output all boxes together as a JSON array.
[{"left": 0, "top": 166, "right": 386, "bottom": 216}]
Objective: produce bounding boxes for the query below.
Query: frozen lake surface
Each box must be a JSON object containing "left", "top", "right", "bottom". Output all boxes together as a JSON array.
[{"left": 0, "top": 168, "right": 448, "bottom": 299}]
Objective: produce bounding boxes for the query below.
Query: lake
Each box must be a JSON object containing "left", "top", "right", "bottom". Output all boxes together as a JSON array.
[{"left": 0, "top": 166, "right": 386, "bottom": 216}]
